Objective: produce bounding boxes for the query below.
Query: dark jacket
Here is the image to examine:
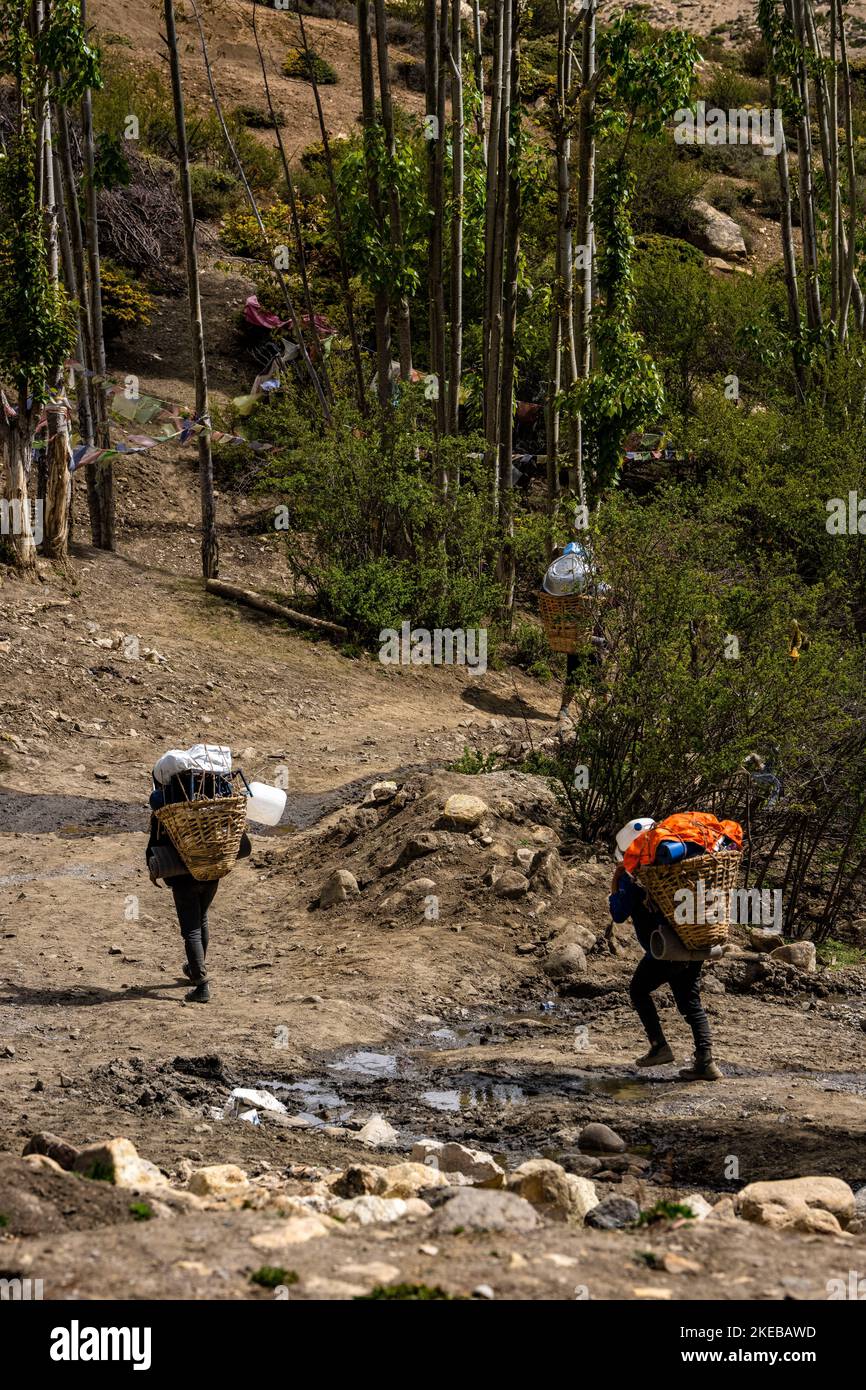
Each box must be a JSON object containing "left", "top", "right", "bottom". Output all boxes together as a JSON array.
[
  {"left": 609, "top": 871, "right": 666, "bottom": 954},
  {"left": 146, "top": 773, "right": 252, "bottom": 883}
]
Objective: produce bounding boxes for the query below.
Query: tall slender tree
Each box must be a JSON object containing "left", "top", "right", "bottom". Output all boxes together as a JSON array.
[{"left": 164, "top": 0, "right": 218, "bottom": 578}]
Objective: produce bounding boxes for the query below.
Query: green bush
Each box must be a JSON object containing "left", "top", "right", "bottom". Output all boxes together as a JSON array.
[
  {"left": 189, "top": 164, "right": 242, "bottom": 220},
  {"left": 100, "top": 260, "right": 155, "bottom": 340},
  {"left": 283, "top": 46, "right": 338, "bottom": 85},
  {"left": 248, "top": 395, "right": 502, "bottom": 642},
  {"left": 622, "top": 133, "right": 705, "bottom": 238}
]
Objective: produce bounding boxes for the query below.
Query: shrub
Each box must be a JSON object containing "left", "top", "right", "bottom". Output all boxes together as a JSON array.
[
  {"left": 623, "top": 133, "right": 705, "bottom": 238},
  {"left": 100, "top": 261, "right": 155, "bottom": 340},
  {"left": 189, "top": 164, "right": 242, "bottom": 220},
  {"left": 220, "top": 201, "right": 294, "bottom": 259},
  {"left": 248, "top": 395, "right": 502, "bottom": 642},
  {"left": 283, "top": 46, "right": 338, "bottom": 85},
  {"left": 233, "top": 103, "right": 286, "bottom": 130}
]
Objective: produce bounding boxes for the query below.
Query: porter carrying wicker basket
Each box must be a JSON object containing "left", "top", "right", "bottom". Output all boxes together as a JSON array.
[
  {"left": 638, "top": 850, "right": 743, "bottom": 950},
  {"left": 156, "top": 794, "right": 247, "bottom": 882},
  {"left": 537, "top": 591, "right": 593, "bottom": 655}
]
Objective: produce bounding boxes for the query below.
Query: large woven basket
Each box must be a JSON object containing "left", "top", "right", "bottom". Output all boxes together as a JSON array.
[
  {"left": 537, "top": 591, "right": 593, "bottom": 655},
  {"left": 156, "top": 795, "right": 247, "bottom": 882},
  {"left": 638, "top": 850, "right": 743, "bottom": 950}
]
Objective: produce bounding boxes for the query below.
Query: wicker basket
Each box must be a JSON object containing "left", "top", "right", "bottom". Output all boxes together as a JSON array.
[
  {"left": 156, "top": 795, "right": 247, "bottom": 882},
  {"left": 638, "top": 850, "right": 743, "bottom": 950},
  {"left": 537, "top": 591, "right": 593, "bottom": 655}
]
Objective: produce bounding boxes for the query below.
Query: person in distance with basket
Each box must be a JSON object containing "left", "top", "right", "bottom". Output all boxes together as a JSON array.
[
  {"left": 608, "top": 814, "right": 743, "bottom": 1081},
  {"left": 146, "top": 754, "right": 252, "bottom": 1005}
]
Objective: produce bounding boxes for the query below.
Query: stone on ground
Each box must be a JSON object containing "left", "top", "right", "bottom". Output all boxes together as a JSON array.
[
  {"left": 319, "top": 868, "right": 360, "bottom": 908},
  {"left": 578, "top": 1122, "right": 626, "bottom": 1154},
  {"left": 505, "top": 1158, "right": 598, "bottom": 1224},
  {"left": 429, "top": 1187, "right": 539, "bottom": 1234}
]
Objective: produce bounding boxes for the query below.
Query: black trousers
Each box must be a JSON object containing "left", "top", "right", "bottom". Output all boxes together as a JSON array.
[
  {"left": 170, "top": 876, "right": 219, "bottom": 982},
  {"left": 629, "top": 955, "right": 712, "bottom": 1052}
]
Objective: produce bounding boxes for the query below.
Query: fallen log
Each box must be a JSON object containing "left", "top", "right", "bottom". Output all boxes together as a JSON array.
[{"left": 204, "top": 579, "right": 348, "bottom": 640}]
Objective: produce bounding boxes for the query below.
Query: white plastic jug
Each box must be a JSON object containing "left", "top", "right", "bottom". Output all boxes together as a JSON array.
[{"left": 243, "top": 781, "right": 287, "bottom": 826}]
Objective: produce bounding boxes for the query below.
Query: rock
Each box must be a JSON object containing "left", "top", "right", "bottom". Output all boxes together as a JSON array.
[
  {"left": 559, "top": 1152, "right": 603, "bottom": 1178},
  {"left": 737, "top": 1176, "right": 854, "bottom": 1228},
  {"left": 390, "top": 832, "right": 443, "bottom": 870},
  {"left": 328, "top": 1165, "right": 387, "bottom": 1198},
  {"left": 854, "top": 1185, "right": 866, "bottom": 1214},
  {"left": 514, "top": 847, "right": 535, "bottom": 870},
  {"left": 505, "top": 1159, "right": 598, "bottom": 1224},
  {"left": 188, "top": 1163, "right": 249, "bottom": 1197},
  {"left": 493, "top": 869, "right": 530, "bottom": 898},
  {"left": 22, "top": 1153, "right": 65, "bottom": 1174},
  {"left": 585, "top": 1196, "right": 641, "bottom": 1230},
  {"left": 369, "top": 781, "right": 398, "bottom": 803},
  {"left": 249, "top": 1215, "right": 334, "bottom": 1249},
  {"left": 357, "top": 1115, "right": 398, "bottom": 1148},
  {"left": 329, "top": 1195, "right": 430, "bottom": 1225},
  {"left": 72, "top": 1138, "right": 165, "bottom": 1190},
  {"left": 770, "top": 941, "right": 817, "bottom": 972},
  {"left": 411, "top": 1139, "right": 504, "bottom": 1184},
  {"left": 529, "top": 847, "right": 565, "bottom": 896},
  {"left": 23, "top": 1131, "right": 80, "bottom": 1170},
  {"left": 659, "top": 1253, "right": 703, "bottom": 1275},
  {"left": 430, "top": 1187, "right": 539, "bottom": 1234},
  {"left": 319, "top": 869, "right": 360, "bottom": 908},
  {"left": 404, "top": 877, "right": 437, "bottom": 895},
  {"left": 548, "top": 919, "right": 597, "bottom": 951},
  {"left": 578, "top": 1122, "right": 626, "bottom": 1155},
  {"left": 749, "top": 929, "right": 782, "bottom": 952},
  {"left": 380, "top": 1162, "right": 450, "bottom": 1199},
  {"left": 681, "top": 1193, "right": 714, "bottom": 1221},
  {"left": 473, "top": 1284, "right": 495, "bottom": 1300},
  {"left": 543, "top": 943, "right": 587, "bottom": 981},
  {"left": 440, "top": 793, "right": 489, "bottom": 829},
  {"left": 492, "top": 797, "right": 516, "bottom": 819},
  {"left": 706, "top": 1196, "right": 739, "bottom": 1223},
  {"left": 690, "top": 198, "right": 747, "bottom": 258},
  {"left": 530, "top": 825, "right": 558, "bottom": 844}
]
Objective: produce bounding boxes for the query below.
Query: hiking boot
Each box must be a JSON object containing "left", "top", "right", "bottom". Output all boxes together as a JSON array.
[
  {"left": 636, "top": 1040, "right": 674, "bottom": 1067},
  {"left": 184, "top": 982, "right": 210, "bottom": 1004},
  {"left": 679, "top": 1050, "right": 721, "bottom": 1081},
  {"left": 182, "top": 962, "right": 207, "bottom": 982}
]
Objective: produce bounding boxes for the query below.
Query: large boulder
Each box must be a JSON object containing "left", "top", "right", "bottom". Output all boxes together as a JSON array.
[
  {"left": 411, "top": 1139, "right": 504, "bottom": 1185},
  {"left": 23, "top": 1132, "right": 80, "bottom": 1171},
  {"left": 585, "top": 1196, "right": 640, "bottom": 1230},
  {"left": 529, "top": 848, "right": 565, "bottom": 896},
  {"left": 548, "top": 918, "right": 597, "bottom": 951},
  {"left": 770, "top": 941, "right": 817, "bottom": 972},
  {"left": 329, "top": 1195, "right": 431, "bottom": 1225},
  {"left": 380, "top": 1162, "right": 450, "bottom": 1199},
  {"left": 544, "top": 943, "right": 587, "bottom": 981},
  {"left": 578, "top": 1122, "right": 626, "bottom": 1155},
  {"left": 493, "top": 869, "right": 530, "bottom": 899},
  {"left": 505, "top": 1158, "right": 598, "bottom": 1224},
  {"left": 328, "top": 1164, "right": 387, "bottom": 1198},
  {"left": 319, "top": 869, "right": 360, "bottom": 908},
  {"left": 188, "top": 1164, "right": 249, "bottom": 1197},
  {"left": 737, "top": 1176, "right": 855, "bottom": 1231},
  {"left": 72, "top": 1138, "right": 165, "bottom": 1190},
  {"left": 429, "top": 1187, "right": 539, "bottom": 1234},
  {"left": 440, "top": 794, "right": 489, "bottom": 830},
  {"left": 357, "top": 1115, "right": 398, "bottom": 1148},
  {"left": 689, "top": 198, "right": 747, "bottom": 259}
]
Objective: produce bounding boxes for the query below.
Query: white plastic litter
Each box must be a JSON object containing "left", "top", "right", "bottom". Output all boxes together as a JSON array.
[
  {"left": 153, "top": 744, "right": 232, "bottom": 785},
  {"left": 237, "top": 1109, "right": 261, "bottom": 1126},
  {"left": 229, "top": 1086, "right": 287, "bottom": 1114}
]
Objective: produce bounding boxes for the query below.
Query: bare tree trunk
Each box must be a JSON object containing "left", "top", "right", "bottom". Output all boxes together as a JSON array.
[
  {"left": 165, "top": 0, "right": 219, "bottom": 579},
  {"left": 358, "top": 0, "right": 393, "bottom": 408},
  {"left": 790, "top": 0, "right": 822, "bottom": 333},
  {"left": 447, "top": 0, "right": 464, "bottom": 435},
  {"left": 482, "top": 0, "right": 504, "bottom": 440},
  {"left": 252, "top": 5, "right": 331, "bottom": 405},
  {"left": 1, "top": 418, "right": 38, "bottom": 571},
  {"left": 296, "top": 5, "right": 367, "bottom": 411},
  {"left": 547, "top": 0, "right": 575, "bottom": 513},
  {"left": 373, "top": 0, "right": 413, "bottom": 379},
  {"left": 485, "top": 0, "right": 512, "bottom": 506},
  {"left": 471, "top": 0, "right": 485, "bottom": 153},
  {"left": 838, "top": 0, "right": 858, "bottom": 337},
  {"left": 572, "top": 0, "right": 595, "bottom": 511},
  {"left": 55, "top": 99, "right": 96, "bottom": 451},
  {"left": 498, "top": 0, "right": 521, "bottom": 617},
  {"left": 190, "top": 0, "right": 330, "bottom": 420},
  {"left": 80, "top": 0, "right": 114, "bottom": 550}
]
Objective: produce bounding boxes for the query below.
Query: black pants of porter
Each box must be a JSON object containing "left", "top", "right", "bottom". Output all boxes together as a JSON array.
[
  {"left": 629, "top": 955, "right": 712, "bottom": 1053},
  {"left": 170, "top": 875, "right": 219, "bottom": 982}
]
